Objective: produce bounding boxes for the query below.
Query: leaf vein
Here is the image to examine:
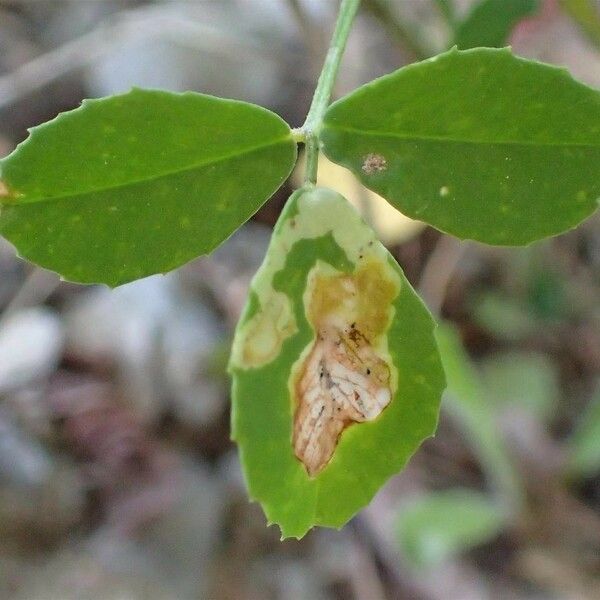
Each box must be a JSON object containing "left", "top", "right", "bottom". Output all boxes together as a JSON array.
[
  {"left": 323, "top": 125, "right": 600, "bottom": 149},
  {"left": 3, "top": 136, "right": 293, "bottom": 206}
]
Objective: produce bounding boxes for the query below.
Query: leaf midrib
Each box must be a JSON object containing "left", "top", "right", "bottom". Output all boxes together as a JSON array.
[
  {"left": 2, "top": 135, "right": 292, "bottom": 206},
  {"left": 323, "top": 124, "right": 600, "bottom": 149}
]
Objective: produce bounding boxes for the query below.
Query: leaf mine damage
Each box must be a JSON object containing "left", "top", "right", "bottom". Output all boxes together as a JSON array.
[
  {"left": 293, "top": 257, "right": 399, "bottom": 476},
  {"left": 237, "top": 292, "right": 296, "bottom": 369}
]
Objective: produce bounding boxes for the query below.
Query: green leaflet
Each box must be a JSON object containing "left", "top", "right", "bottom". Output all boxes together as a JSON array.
[
  {"left": 322, "top": 47, "right": 600, "bottom": 245},
  {"left": 396, "top": 489, "right": 504, "bottom": 568},
  {"left": 229, "top": 186, "right": 445, "bottom": 539},
  {"left": 453, "top": 0, "right": 539, "bottom": 49},
  {"left": 0, "top": 88, "right": 296, "bottom": 286},
  {"left": 567, "top": 385, "right": 600, "bottom": 478},
  {"left": 435, "top": 323, "right": 523, "bottom": 514}
]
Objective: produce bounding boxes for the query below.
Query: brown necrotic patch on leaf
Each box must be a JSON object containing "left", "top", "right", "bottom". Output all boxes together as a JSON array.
[{"left": 292, "top": 258, "right": 399, "bottom": 476}]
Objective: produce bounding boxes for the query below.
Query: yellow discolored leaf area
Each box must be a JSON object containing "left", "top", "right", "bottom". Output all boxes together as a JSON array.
[
  {"left": 236, "top": 291, "right": 296, "bottom": 369},
  {"left": 0, "top": 180, "right": 17, "bottom": 201},
  {"left": 292, "top": 257, "right": 400, "bottom": 476}
]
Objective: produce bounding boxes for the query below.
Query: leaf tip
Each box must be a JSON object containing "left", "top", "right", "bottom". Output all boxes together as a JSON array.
[
  {"left": 279, "top": 527, "right": 310, "bottom": 541},
  {"left": 128, "top": 86, "right": 148, "bottom": 97},
  {"left": 270, "top": 519, "right": 310, "bottom": 541}
]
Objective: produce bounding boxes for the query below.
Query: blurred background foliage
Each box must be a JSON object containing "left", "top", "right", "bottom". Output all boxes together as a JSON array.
[{"left": 0, "top": 0, "right": 599, "bottom": 598}]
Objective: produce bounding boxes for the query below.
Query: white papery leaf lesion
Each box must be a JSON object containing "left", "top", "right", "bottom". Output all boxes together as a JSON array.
[
  {"left": 293, "top": 323, "right": 391, "bottom": 476},
  {"left": 292, "top": 258, "right": 399, "bottom": 476}
]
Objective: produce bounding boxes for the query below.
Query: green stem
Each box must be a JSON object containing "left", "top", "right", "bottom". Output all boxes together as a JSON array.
[
  {"left": 301, "top": 0, "right": 361, "bottom": 186},
  {"left": 362, "top": 0, "right": 431, "bottom": 61},
  {"left": 559, "top": 0, "right": 600, "bottom": 51},
  {"left": 433, "top": 0, "right": 456, "bottom": 28}
]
